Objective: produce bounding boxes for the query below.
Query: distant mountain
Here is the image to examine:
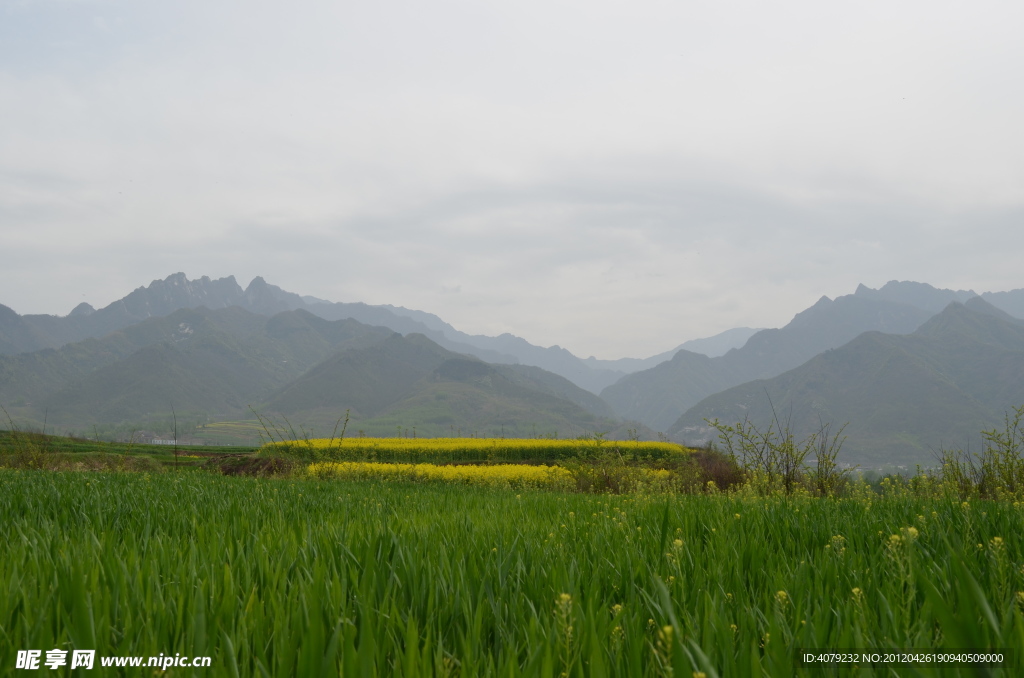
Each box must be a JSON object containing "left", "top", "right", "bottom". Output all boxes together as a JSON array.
[
  {"left": 231, "top": 283, "right": 634, "bottom": 392},
  {"left": 597, "top": 350, "right": 747, "bottom": 433},
  {"left": 0, "top": 272, "right": 486, "bottom": 356},
  {"left": 601, "top": 293, "right": 934, "bottom": 431},
  {"left": 3, "top": 273, "right": 770, "bottom": 394},
  {"left": 0, "top": 273, "right": 627, "bottom": 392},
  {"left": 674, "top": 327, "right": 764, "bottom": 358},
  {"left": 854, "top": 279, "right": 1024, "bottom": 319},
  {"left": 0, "top": 305, "right": 621, "bottom": 439},
  {"left": 490, "top": 364, "right": 617, "bottom": 419},
  {"left": 13, "top": 273, "right": 269, "bottom": 350},
  {"left": 980, "top": 289, "right": 1024, "bottom": 319},
  {"left": 852, "top": 280, "right": 978, "bottom": 313},
  {"left": 0, "top": 307, "right": 395, "bottom": 428},
  {"left": 259, "top": 332, "right": 619, "bottom": 438},
  {"left": 0, "top": 304, "right": 53, "bottom": 354},
  {"left": 668, "top": 299, "right": 1024, "bottom": 467},
  {"left": 5, "top": 274, "right": 1023, "bottom": 400},
  {"left": 579, "top": 327, "right": 763, "bottom": 377}
]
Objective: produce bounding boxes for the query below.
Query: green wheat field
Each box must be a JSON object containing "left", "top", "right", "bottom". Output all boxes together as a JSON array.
[{"left": 2, "top": 464, "right": 1022, "bottom": 677}]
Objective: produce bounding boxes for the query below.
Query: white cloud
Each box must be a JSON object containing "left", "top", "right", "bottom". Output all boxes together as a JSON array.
[{"left": 1, "top": 0, "right": 1023, "bottom": 357}]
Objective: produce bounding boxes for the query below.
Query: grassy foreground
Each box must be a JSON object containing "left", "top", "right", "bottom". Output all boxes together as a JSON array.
[{"left": 2, "top": 470, "right": 1022, "bottom": 676}]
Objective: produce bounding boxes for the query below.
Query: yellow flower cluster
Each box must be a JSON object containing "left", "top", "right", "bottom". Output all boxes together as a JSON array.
[
  {"left": 307, "top": 460, "right": 575, "bottom": 490},
  {"left": 272, "top": 437, "right": 688, "bottom": 464}
]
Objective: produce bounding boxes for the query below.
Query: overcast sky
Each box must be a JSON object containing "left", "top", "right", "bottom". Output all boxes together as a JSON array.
[{"left": 2, "top": 0, "right": 1022, "bottom": 359}]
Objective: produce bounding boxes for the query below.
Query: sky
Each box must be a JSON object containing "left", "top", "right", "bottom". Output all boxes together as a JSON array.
[{"left": 2, "top": 0, "right": 1023, "bottom": 359}]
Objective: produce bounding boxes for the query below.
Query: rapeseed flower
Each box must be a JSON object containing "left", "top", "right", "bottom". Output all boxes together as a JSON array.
[{"left": 307, "top": 460, "right": 574, "bottom": 490}]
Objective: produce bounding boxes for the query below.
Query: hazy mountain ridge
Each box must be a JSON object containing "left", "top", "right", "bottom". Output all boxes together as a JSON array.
[
  {"left": 668, "top": 299, "right": 1024, "bottom": 466},
  {"left": 0, "top": 273, "right": 759, "bottom": 394},
  {"left": 490, "top": 364, "right": 617, "bottom": 419},
  {"left": 581, "top": 327, "right": 763, "bottom": 374},
  {"left": 602, "top": 281, "right": 1024, "bottom": 432},
  {"left": 601, "top": 293, "right": 936, "bottom": 430},
  {"left": 852, "top": 280, "right": 979, "bottom": 313},
  {"left": 0, "top": 306, "right": 397, "bottom": 427},
  {"left": 0, "top": 305, "right": 620, "bottom": 438},
  {"left": 259, "top": 333, "right": 619, "bottom": 437},
  {"left": 14, "top": 274, "right": 263, "bottom": 350},
  {"left": 5, "top": 274, "right": 1024, "bottom": 462}
]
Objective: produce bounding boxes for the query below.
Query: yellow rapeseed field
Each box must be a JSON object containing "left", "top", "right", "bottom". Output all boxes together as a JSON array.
[
  {"left": 306, "top": 461, "right": 577, "bottom": 489},
  {"left": 270, "top": 436, "right": 687, "bottom": 463}
]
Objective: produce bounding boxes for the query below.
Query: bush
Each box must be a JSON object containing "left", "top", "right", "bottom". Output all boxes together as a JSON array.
[
  {"left": 938, "top": 404, "right": 1024, "bottom": 500},
  {"left": 705, "top": 415, "right": 850, "bottom": 496}
]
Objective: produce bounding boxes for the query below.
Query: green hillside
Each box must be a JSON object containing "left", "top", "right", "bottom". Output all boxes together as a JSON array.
[
  {"left": 668, "top": 299, "right": 1024, "bottom": 467},
  {"left": 491, "top": 364, "right": 616, "bottom": 419},
  {"left": 1, "top": 307, "right": 395, "bottom": 429},
  {"left": 258, "top": 334, "right": 621, "bottom": 438},
  {"left": 1, "top": 307, "right": 624, "bottom": 441},
  {"left": 601, "top": 294, "right": 933, "bottom": 430},
  {"left": 598, "top": 350, "right": 746, "bottom": 432}
]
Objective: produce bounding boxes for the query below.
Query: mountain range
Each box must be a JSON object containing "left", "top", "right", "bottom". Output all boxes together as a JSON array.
[
  {"left": 2, "top": 273, "right": 1023, "bottom": 466},
  {"left": 669, "top": 298, "right": 1024, "bottom": 467},
  {"left": 0, "top": 303, "right": 623, "bottom": 440},
  {"left": 600, "top": 281, "right": 1024, "bottom": 432},
  {"left": 0, "top": 273, "right": 754, "bottom": 394}
]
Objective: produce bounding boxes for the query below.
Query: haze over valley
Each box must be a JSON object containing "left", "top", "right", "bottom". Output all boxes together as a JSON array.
[
  {"left": 2, "top": 273, "right": 1022, "bottom": 467},
  {"left": 3, "top": 1, "right": 1023, "bottom": 469}
]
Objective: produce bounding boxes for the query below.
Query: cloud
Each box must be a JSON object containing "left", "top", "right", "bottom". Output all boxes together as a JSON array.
[{"left": 1, "top": 0, "right": 1023, "bottom": 357}]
